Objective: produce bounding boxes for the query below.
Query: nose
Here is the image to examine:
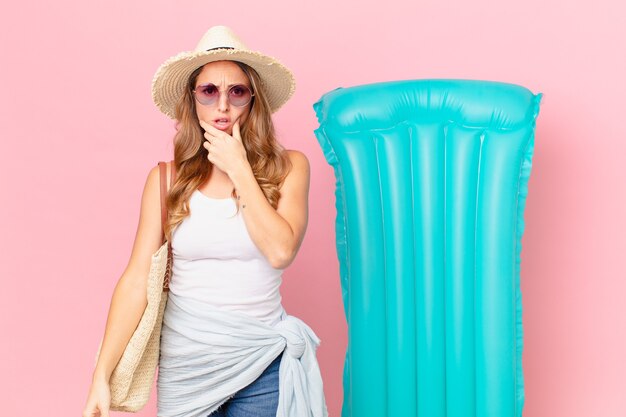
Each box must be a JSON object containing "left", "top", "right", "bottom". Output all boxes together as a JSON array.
[{"left": 217, "top": 90, "right": 230, "bottom": 112}]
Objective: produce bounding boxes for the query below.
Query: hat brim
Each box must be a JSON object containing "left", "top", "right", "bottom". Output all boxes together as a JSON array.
[{"left": 152, "top": 48, "right": 296, "bottom": 119}]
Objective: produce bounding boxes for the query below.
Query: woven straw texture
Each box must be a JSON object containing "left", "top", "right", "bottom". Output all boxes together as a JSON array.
[
  {"left": 94, "top": 240, "right": 170, "bottom": 412},
  {"left": 151, "top": 26, "right": 295, "bottom": 119}
]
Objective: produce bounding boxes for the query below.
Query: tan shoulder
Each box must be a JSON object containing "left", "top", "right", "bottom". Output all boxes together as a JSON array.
[
  {"left": 147, "top": 161, "right": 174, "bottom": 191},
  {"left": 144, "top": 163, "right": 164, "bottom": 219},
  {"left": 284, "top": 149, "right": 310, "bottom": 172},
  {"left": 278, "top": 150, "right": 310, "bottom": 195},
  {"left": 145, "top": 164, "right": 159, "bottom": 190},
  {"left": 147, "top": 164, "right": 160, "bottom": 182}
]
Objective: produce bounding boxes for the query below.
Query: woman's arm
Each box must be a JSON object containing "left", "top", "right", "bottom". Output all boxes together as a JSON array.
[
  {"left": 229, "top": 149, "right": 310, "bottom": 269},
  {"left": 83, "top": 164, "right": 166, "bottom": 416}
]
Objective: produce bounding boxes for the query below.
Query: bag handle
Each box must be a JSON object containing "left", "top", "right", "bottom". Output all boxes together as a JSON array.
[
  {"left": 158, "top": 160, "right": 177, "bottom": 244},
  {"left": 157, "top": 160, "right": 176, "bottom": 292}
]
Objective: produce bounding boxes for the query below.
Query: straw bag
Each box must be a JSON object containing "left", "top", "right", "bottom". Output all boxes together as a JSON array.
[{"left": 94, "top": 160, "right": 176, "bottom": 412}]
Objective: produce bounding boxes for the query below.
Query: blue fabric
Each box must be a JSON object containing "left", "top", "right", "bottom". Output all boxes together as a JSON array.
[{"left": 208, "top": 353, "right": 283, "bottom": 417}]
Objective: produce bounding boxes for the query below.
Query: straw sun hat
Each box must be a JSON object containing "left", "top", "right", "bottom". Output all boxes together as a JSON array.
[{"left": 151, "top": 25, "right": 296, "bottom": 119}]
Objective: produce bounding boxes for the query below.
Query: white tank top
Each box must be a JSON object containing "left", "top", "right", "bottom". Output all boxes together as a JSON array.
[{"left": 169, "top": 189, "right": 286, "bottom": 326}]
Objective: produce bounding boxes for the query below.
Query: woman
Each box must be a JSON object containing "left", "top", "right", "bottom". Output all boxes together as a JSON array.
[{"left": 83, "top": 26, "right": 327, "bottom": 417}]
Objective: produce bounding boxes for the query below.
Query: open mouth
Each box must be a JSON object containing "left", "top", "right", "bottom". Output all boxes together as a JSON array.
[{"left": 212, "top": 118, "right": 231, "bottom": 129}]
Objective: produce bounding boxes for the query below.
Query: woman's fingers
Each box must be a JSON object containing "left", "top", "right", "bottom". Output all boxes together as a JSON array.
[
  {"left": 83, "top": 402, "right": 108, "bottom": 417},
  {"left": 199, "top": 118, "right": 246, "bottom": 168},
  {"left": 203, "top": 131, "right": 215, "bottom": 142},
  {"left": 199, "top": 120, "right": 227, "bottom": 139},
  {"left": 232, "top": 120, "right": 242, "bottom": 142}
]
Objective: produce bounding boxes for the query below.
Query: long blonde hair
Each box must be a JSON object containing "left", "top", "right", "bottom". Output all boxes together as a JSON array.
[{"left": 163, "top": 61, "right": 292, "bottom": 241}]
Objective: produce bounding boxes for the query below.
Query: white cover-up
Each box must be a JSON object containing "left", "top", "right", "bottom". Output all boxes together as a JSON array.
[{"left": 157, "top": 291, "right": 328, "bottom": 417}]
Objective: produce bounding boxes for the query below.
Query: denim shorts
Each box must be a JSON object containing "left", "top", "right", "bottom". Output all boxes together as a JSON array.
[{"left": 208, "top": 352, "right": 283, "bottom": 417}]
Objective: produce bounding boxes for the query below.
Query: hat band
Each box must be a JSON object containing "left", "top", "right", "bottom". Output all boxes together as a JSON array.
[{"left": 206, "top": 46, "right": 235, "bottom": 51}]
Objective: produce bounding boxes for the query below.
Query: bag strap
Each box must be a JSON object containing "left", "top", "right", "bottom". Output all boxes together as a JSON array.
[{"left": 158, "top": 160, "right": 177, "bottom": 244}]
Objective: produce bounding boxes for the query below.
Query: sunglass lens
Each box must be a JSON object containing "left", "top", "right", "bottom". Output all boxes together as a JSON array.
[
  {"left": 195, "top": 84, "right": 219, "bottom": 105},
  {"left": 229, "top": 85, "right": 252, "bottom": 106}
]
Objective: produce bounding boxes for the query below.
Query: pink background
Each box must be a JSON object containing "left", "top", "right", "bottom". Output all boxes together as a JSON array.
[{"left": 1, "top": 0, "right": 625, "bottom": 416}]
